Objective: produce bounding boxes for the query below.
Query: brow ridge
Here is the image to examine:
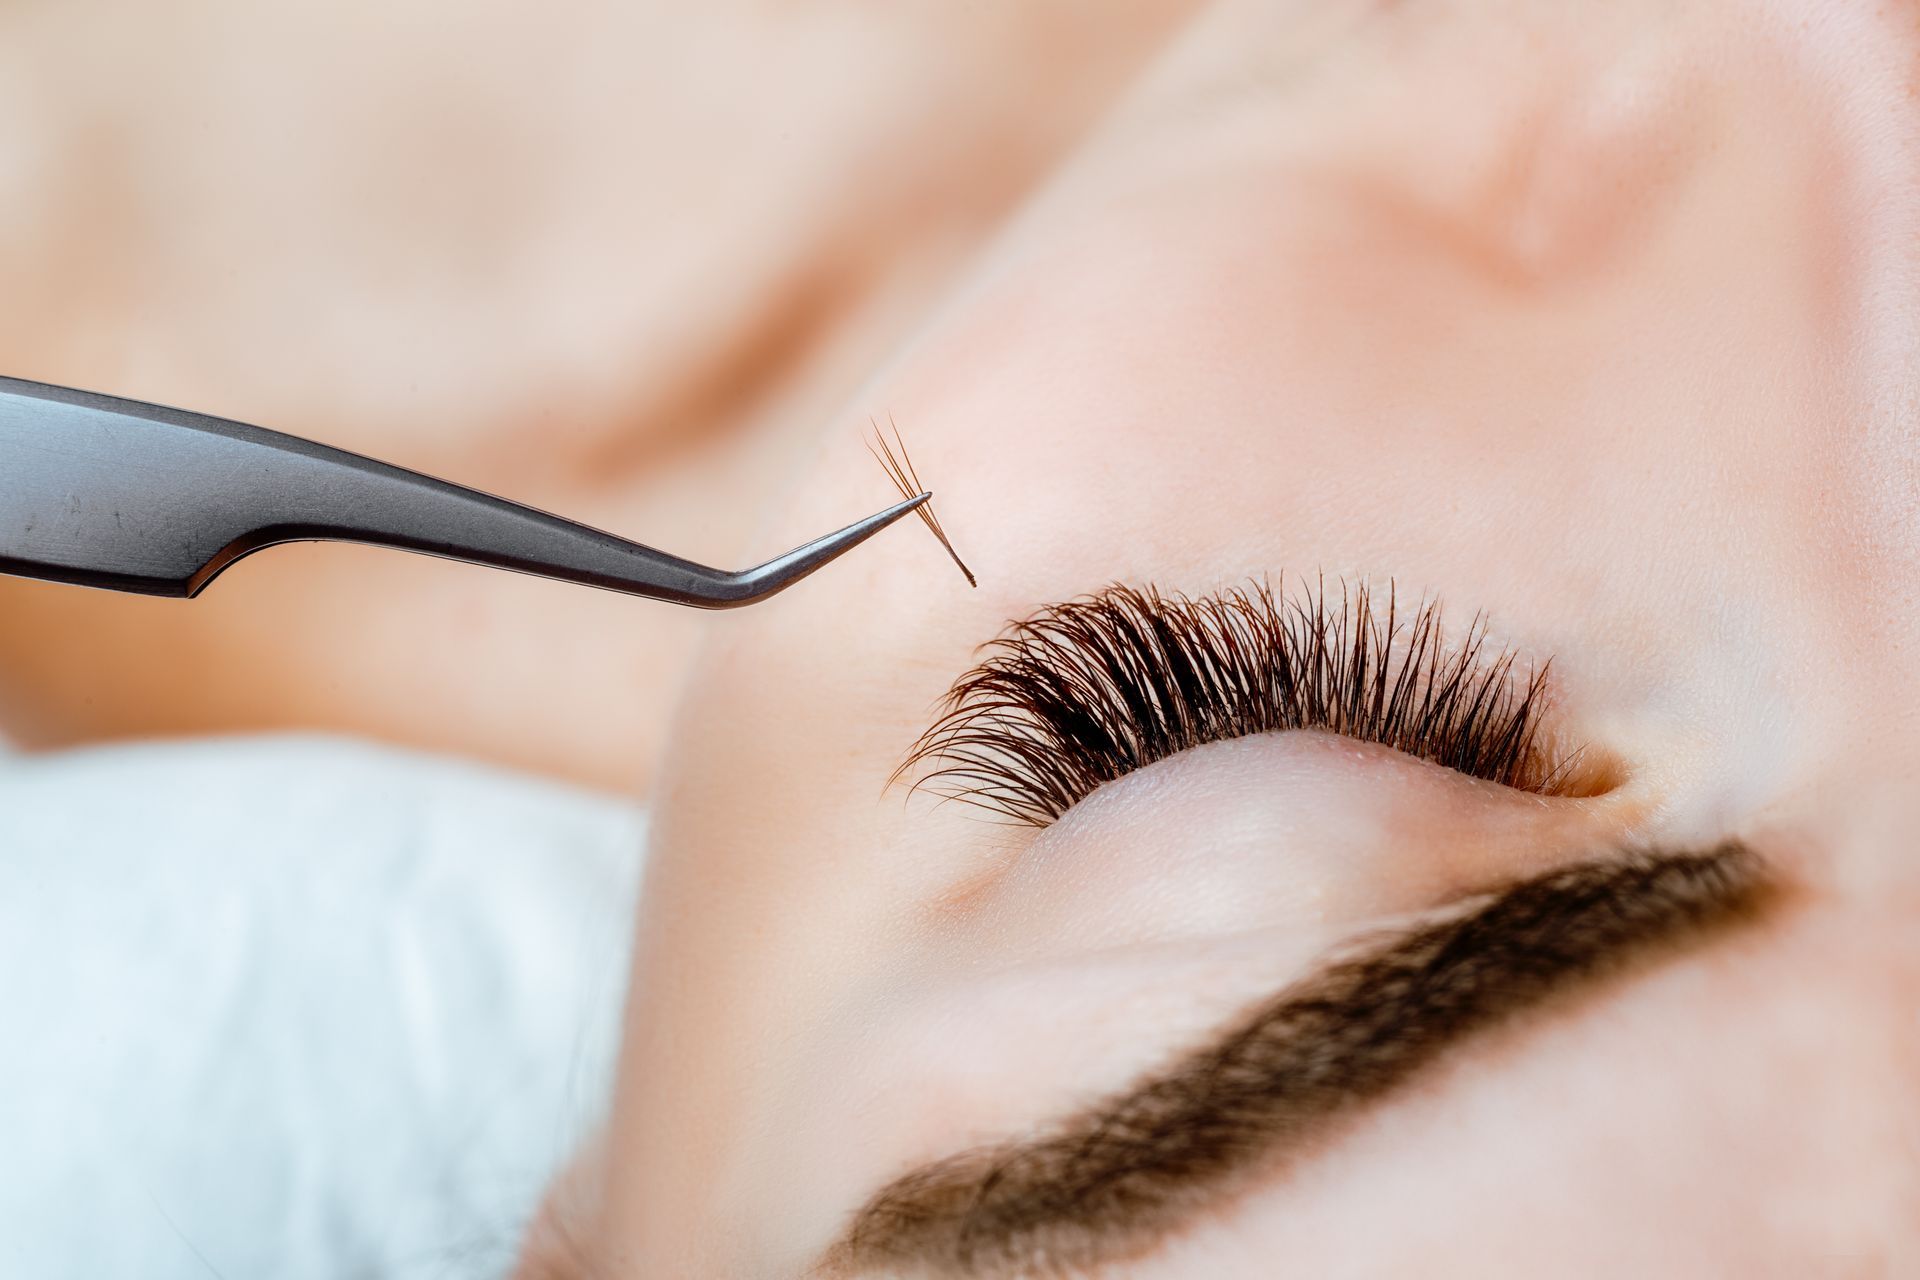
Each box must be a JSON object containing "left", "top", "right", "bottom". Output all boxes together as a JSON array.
[{"left": 822, "top": 843, "right": 1772, "bottom": 1278}]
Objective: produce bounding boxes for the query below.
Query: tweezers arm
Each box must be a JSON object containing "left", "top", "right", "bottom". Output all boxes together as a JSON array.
[{"left": 0, "top": 377, "right": 745, "bottom": 605}]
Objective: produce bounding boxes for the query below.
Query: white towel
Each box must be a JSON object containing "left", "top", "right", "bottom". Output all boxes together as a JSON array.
[{"left": 0, "top": 735, "right": 644, "bottom": 1279}]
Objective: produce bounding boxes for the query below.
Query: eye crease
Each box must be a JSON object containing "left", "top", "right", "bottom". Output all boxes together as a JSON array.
[
  {"left": 896, "top": 578, "right": 1597, "bottom": 825},
  {"left": 827, "top": 844, "right": 1773, "bottom": 1276}
]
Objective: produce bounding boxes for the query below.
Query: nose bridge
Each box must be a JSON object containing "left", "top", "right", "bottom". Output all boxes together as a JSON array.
[
  {"left": 1830, "top": 777, "right": 1920, "bottom": 899},
  {"left": 1758, "top": 400, "right": 1920, "bottom": 890},
  {"left": 1752, "top": 877, "right": 1920, "bottom": 1248},
  {"left": 1754, "top": 716, "right": 1920, "bottom": 913},
  {"left": 1791, "top": 565, "right": 1920, "bottom": 890}
]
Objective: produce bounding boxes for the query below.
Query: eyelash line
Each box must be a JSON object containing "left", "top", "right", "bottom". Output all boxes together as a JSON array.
[{"left": 893, "top": 576, "right": 1582, "bottom": 825}]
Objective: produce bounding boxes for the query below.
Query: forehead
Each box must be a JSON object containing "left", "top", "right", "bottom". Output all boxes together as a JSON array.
[
  {"left": 620, "top": 5, "right": 1920, "bottom": 1267},
  {"left": 1138, "top": 895, "right": 1920, "bottom": 1274}
]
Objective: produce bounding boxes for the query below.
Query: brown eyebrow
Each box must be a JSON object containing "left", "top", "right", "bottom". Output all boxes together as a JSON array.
[{"left": 819, "top": 843, "right": 1773, "bottom": 1277}]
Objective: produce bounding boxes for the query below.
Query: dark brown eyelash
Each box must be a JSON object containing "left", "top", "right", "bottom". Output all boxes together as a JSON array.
[
  {"left": 868, "top": 416, "right": 976, "bottom": 588},
  {"left": 894, "top": 577, "right": 1582, "bottom": 825}
]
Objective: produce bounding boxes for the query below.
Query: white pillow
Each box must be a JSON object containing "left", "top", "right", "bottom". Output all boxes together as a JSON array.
[{"left": 0, "top": 735, "right": 644, "bottom": 1279}]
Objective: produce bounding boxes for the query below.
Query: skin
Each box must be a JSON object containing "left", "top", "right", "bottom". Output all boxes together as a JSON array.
[
  {"left": 3, "top": 0, "right": 1909, "bottom": 1274},
  {"left": 528, "top": 0, "right": 1920, "bottom": 1275},
  {"left": 0, "top": 1, "right": 1191, "bottom": 791}
]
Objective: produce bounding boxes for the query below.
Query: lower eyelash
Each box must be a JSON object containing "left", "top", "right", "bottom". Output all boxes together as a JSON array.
[{"left": 894, "top": 576, "right": 1581, "bottom": 825}]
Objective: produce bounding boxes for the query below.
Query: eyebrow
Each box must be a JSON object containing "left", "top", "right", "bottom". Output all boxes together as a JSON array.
[{"left": 820, "top": 843, "right": 1772, "bottom": 1277}]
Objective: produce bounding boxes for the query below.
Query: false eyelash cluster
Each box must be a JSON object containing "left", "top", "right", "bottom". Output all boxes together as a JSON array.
[
  {"left": 896, "top": 578, "right": 1572, "bottom": 825},
  {"left": 868, "top": 417, "right": 976, "bottom": 588}
]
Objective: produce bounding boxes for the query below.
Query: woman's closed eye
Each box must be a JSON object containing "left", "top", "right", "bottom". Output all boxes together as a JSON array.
[{"left": 894, "top": 577, "right": 1602, "bottom": 825}]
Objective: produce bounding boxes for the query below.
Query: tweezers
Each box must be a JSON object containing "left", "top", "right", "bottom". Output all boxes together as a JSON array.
[{"left": 0, "top": 375, "right": 928, "bottom": 608}]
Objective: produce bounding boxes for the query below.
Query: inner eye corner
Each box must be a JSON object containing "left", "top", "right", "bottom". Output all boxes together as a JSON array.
[{"left": 1529, "top": 732, "right": 1628, "bottom": 801}]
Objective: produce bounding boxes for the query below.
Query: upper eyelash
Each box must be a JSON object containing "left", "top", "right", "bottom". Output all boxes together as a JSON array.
[{"left": 894, "top": 577, "right": 1580, "bottom": 825}]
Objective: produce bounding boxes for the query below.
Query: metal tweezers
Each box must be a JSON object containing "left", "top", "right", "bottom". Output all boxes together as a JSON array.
[{"left": 0, "top": 375, "right": 928, "bottom": 608}]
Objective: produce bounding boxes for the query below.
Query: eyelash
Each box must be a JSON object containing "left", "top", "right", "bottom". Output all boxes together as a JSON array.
[{"left": 895, "top": 577, "right": 1581, "bottom": 825}]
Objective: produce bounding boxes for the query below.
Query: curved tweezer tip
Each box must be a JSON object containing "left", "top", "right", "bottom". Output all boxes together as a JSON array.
[
  {"left": 713, "top": 491, "right": 931, "bottom": 608},
  {"left": 0, "top": 373, "right": 937, "bottom": 607}
]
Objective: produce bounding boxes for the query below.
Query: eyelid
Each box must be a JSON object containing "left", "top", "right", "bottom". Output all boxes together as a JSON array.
[
  {"left": 827, "top": 844, "right": 1770, "bottom": 1276},
  {"left": 894, "top": 576, "right": 1590, "bottom": 825}
]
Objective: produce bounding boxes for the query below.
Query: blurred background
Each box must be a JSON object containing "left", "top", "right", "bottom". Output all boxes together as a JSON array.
[
  {"left": 0, "top": 5, "right": 1201, "bottom": 1277},
  {"left": 0, "top": 0, "right": 1197, "bottom": 793}
]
